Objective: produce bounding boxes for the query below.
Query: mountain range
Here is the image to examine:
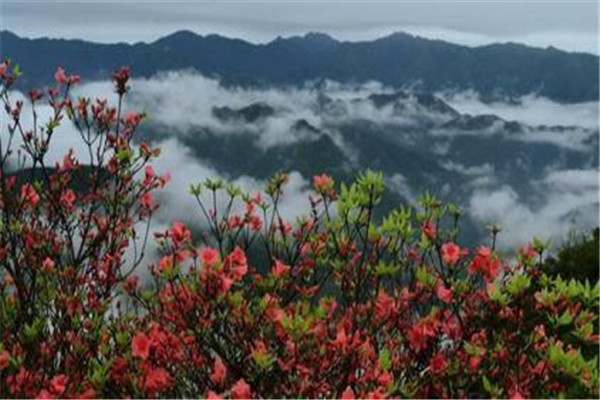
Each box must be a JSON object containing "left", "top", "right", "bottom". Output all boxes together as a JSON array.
[
  {"left": 1, "top": 30, "right": 598, "bottom": 248},
  {"left": 1, "top": 30, "right": 598, "bottom": 103},
  {"left": 138, "top": 85, "right": 598, "bottom": 245}
]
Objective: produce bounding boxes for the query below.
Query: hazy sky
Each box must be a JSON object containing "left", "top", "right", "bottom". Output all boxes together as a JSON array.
[{"left": 1, "top": 1, "right": 598, "bottom": 53}]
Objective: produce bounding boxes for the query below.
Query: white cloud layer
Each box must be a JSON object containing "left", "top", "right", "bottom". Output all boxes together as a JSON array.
[
  {"left": 469, "top": 169, "right": 599, "bottom": 250},
  {"left": 443, "top": 91, "right": 599, "bottom": 129},
  {"left": 3, "top": 71, "right": 598, "bottom": 260}
]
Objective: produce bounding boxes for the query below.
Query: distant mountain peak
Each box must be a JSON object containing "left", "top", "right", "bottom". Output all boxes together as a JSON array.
[
  {"left": 302, "top": 32, "right": 337, "bottom": 43},
  {"left": 153, "top": 29, "right": 200, "bottom": 45},
  {"left": 378, "top": 31, "right": 417, "bottom": 41},
  {"left": 270, "top": 32, "right": 338, "bottom": 48}
]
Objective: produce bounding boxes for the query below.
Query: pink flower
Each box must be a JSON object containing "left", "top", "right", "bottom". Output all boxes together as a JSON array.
[
  {"left": 0, "top": 350, "right": 9, "bottom": 370},
  {"left": 28, "top": 89, "right": 43, "bottom": 102},
  {"left": 36, "top": 389, "right": 53, "bottom": 399},
  {"left": 211, "top": 357, "right": 227, "bottom": 385},
  {"left": 42, "top": 257, "right": 55, "bottom": 274},
  {"left": 429, "top": 352, "right": 448, "bottom": 374},
  {"left": 68, "top": 74, "right": 80, "bottom": 84},
  {"left": 50, "top": 375, "right": 67, "bottom": 394},
  {"left": 132, "top": 332, "right": 150, "bottom": 360},
  {"left": 271, "top": 259, "right": 290, "bottom": 277},
  {"left": 125, "top": 111, "right": 142, "bottom": 126},
  {"left": 469, "top": 355, "right": 482, "bottom": 372},
  {"left": 54, "top": 68, "right": 68, "bottom": 84},
  {"left": 171, "top": 221, "right": 191, "bottom": 244},
  {"left": 220, "top": 276, "right": 234, "bottom": 293},
  {"left": 113, "top": 66, "right": 131, "bottom": 95},
  {"left": 436, "top": 283, "right": 453, "bottom": 303},
  {"left": 313, "top": 174, "right": 334, "bottom": 192},
  {"left": 249, "top": 215, "right": 262, "bottom": 232},
  {"left": 408, "top": 323, "right": 433, "bottom": 352},
  {"left": 141, "top": 192, "right": 154, "bottom": 210},
  {"left": 332, "top": 326, "right": 349, "bottom": 353},
  {"left": 226, "top": 247, "right": 248, "bottom": 281},
  {"left": 144, "top": 165, "right": 155, "bottom": 185},
  {"left": 200, "top": 247, "right": 219, "bottom": 267},
  {"left": 144, "top": 367, "right": 171, "bottom": 395},
  {"left": 60, "top": 189, "right": 76, "bottom": 209},
  {"left": 422, "top": 220, "right": 437, "bottom": 239},
  {"left": 441, "top": 242, "right": 460, "bottom": 265},
  {"left": 374, "top": 290, "right": 394, "bottom": 321},
  {"left": 230, "top": 378, "right": 252, "bottom": 399},
  {"left": 124, "top": 275, "right": 138, "bottom": 293},
  {"left": 341, "top": 386, "right": 355, "bottom": 399},
  {"left": 510, "top": 386, "right": 527, "bottom": 399},
  {"left": 158, "top": 256, "right": 173, "bottom": 272},
  {"left": 207, "top": 391, "right": 224, "bottom": 400},
  {"left": 21, "top": 183, "right": 40, "bottom": 208},
  {"left": 477, "top": 246, "right": 491, "bottom": 259}
]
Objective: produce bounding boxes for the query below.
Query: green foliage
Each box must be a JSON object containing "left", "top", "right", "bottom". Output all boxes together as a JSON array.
[{"left": 545, "top": 228, "right": 599, "bottom": 283}]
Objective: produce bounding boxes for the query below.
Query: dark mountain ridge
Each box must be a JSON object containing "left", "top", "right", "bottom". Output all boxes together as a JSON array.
[{"left": 1, "top": 30, "right": 597, "bottom": 102}]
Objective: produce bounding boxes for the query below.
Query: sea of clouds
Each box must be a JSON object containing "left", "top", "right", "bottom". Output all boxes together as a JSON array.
[{"left": 3, "top": 71, "right": 598, "bottom": 260}]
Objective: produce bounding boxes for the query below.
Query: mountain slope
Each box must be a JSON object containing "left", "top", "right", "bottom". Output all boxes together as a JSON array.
[{"left": 1, "top": 30, "right": 597, "bottom": 102}]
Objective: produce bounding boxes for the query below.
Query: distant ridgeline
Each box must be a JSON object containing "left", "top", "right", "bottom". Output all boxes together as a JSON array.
[{"left": 1, "top": 30, "right": 598, "bottom": 102}]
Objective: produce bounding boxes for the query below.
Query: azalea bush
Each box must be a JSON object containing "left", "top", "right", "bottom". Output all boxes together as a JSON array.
[{"left": 0, "top": 64, "right": 598, "bottom": 399}]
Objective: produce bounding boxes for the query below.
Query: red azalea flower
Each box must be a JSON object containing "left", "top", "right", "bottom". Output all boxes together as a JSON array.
[
  {"left": 271, "top": 259, "right": 290, "bottom": 277},
  {"left": 113, "top": 66, "right": 131, "bottom": 95},
  {"left": 36, "top": 389, "right": 53, "bottom": 399},
  {"left": 21, "top": 183, "right": 40, "bottom": 208},
  {"left": 341, "top": 386, "right": 355, "bottom": 399},
  {"left": 422, "top": 220, "right": 437, "bottom": 239},
  {"left": 469, "top": 355, "right": 482, "bottom": 372},
  {"left": 441, "top": 242, "right": 460, "bottom": 265},
  {"left": 159, "top": 256, "right": 173, "bottom": 272},
  {"left": 144, "top": 367, "right": 172, "bottom": 394},
  {"left": 207, "top": 391, "right": 224, "bottom": 400},
  {"left": 50, "top": 375, "right": 67, "bottom": 394},
  {"left": 211, "top": 357, "right": 227, "bottom": 385},
  {"left": 313, "top": 174, "right": 334, "bottom": 192},
  {"left": 132, "top": 332, "right": 151, "bottom": 360},
  {"left": 141, "top": 192, "right": 154, "bottom": 209},
  {"left": 249, "top": 215, "right": 263, "bottom": 231},
  {"left": 374, "top": 290, "right": 394, "bottom": 321},
  {"left": 367, "top": 389, "right": 385, "bottom": 399},
  {"left": 28, "top": 89, "right": 43, "bottom": 102},
  {"left": 429, "top": 352, "right": 448, "bottom": 374},
  {"left": 54, "top": 67, "right": 68, "bottom": 84},
  {"left": 509, "top": 385, "right": 527, "bottom": 399},
  {"left": 144, "top": 165, "right": 155, "bottom": 185},
  {"left": 231, "top": 378, "right": 252, "bottom": 399},
  {"left": 436, "top": 283, "right": 453, "bottom": 303},
  {"left": 226, "top": 247, "right": 248, "bottom": 280},
  {"left": 200, "top": 246, "right": 220, "bottom": 267},
  {"left": 60, "top": 189, "right": 76, "bottom": 209},
  {"left": 125, "top": 110, "right": 142, "bottom": 126},
  {"left": 171, "top": 221, "right": 192, "bottom": 244},
  {"left": 42, "top": 257, "right": 55, "bottom": 274},
  {"left": 0, "top": 350, "right": 9, "bottom": 369}
]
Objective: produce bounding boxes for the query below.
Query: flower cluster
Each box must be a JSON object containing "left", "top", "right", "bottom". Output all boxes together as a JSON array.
[{"left": 0, "top": 64, "right": 598, "bottom": 399}]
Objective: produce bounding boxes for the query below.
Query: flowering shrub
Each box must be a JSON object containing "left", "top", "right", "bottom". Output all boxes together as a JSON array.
[
  {"left": 0, "top": 61, "right": 167, "bottom": 398},
  {"left": 0, "top": 64, "right": 598, "bottom": 399}
]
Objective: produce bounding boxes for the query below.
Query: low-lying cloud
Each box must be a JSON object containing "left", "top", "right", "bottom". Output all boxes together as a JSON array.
[
  {"left": 469, "top": 168, "right": 599, "bottom": 250},
  {"left": 443, "top": 91, "right": 599, "bottom": 129},
  {"left": 3, "top": 70, "right": 598, "bottom": 259}
]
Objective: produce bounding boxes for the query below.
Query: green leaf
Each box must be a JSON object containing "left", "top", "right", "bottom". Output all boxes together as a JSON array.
[
  {"left": 379, "top": 347, "right": 392, "bottom": 371},
  {"left": 558, "top": 309, "right": 573, "bottom": 326}
]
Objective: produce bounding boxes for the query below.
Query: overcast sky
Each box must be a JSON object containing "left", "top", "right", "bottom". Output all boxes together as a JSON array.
[{"left": 1, "top": 1, "right": 598, "bottom": 54}]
